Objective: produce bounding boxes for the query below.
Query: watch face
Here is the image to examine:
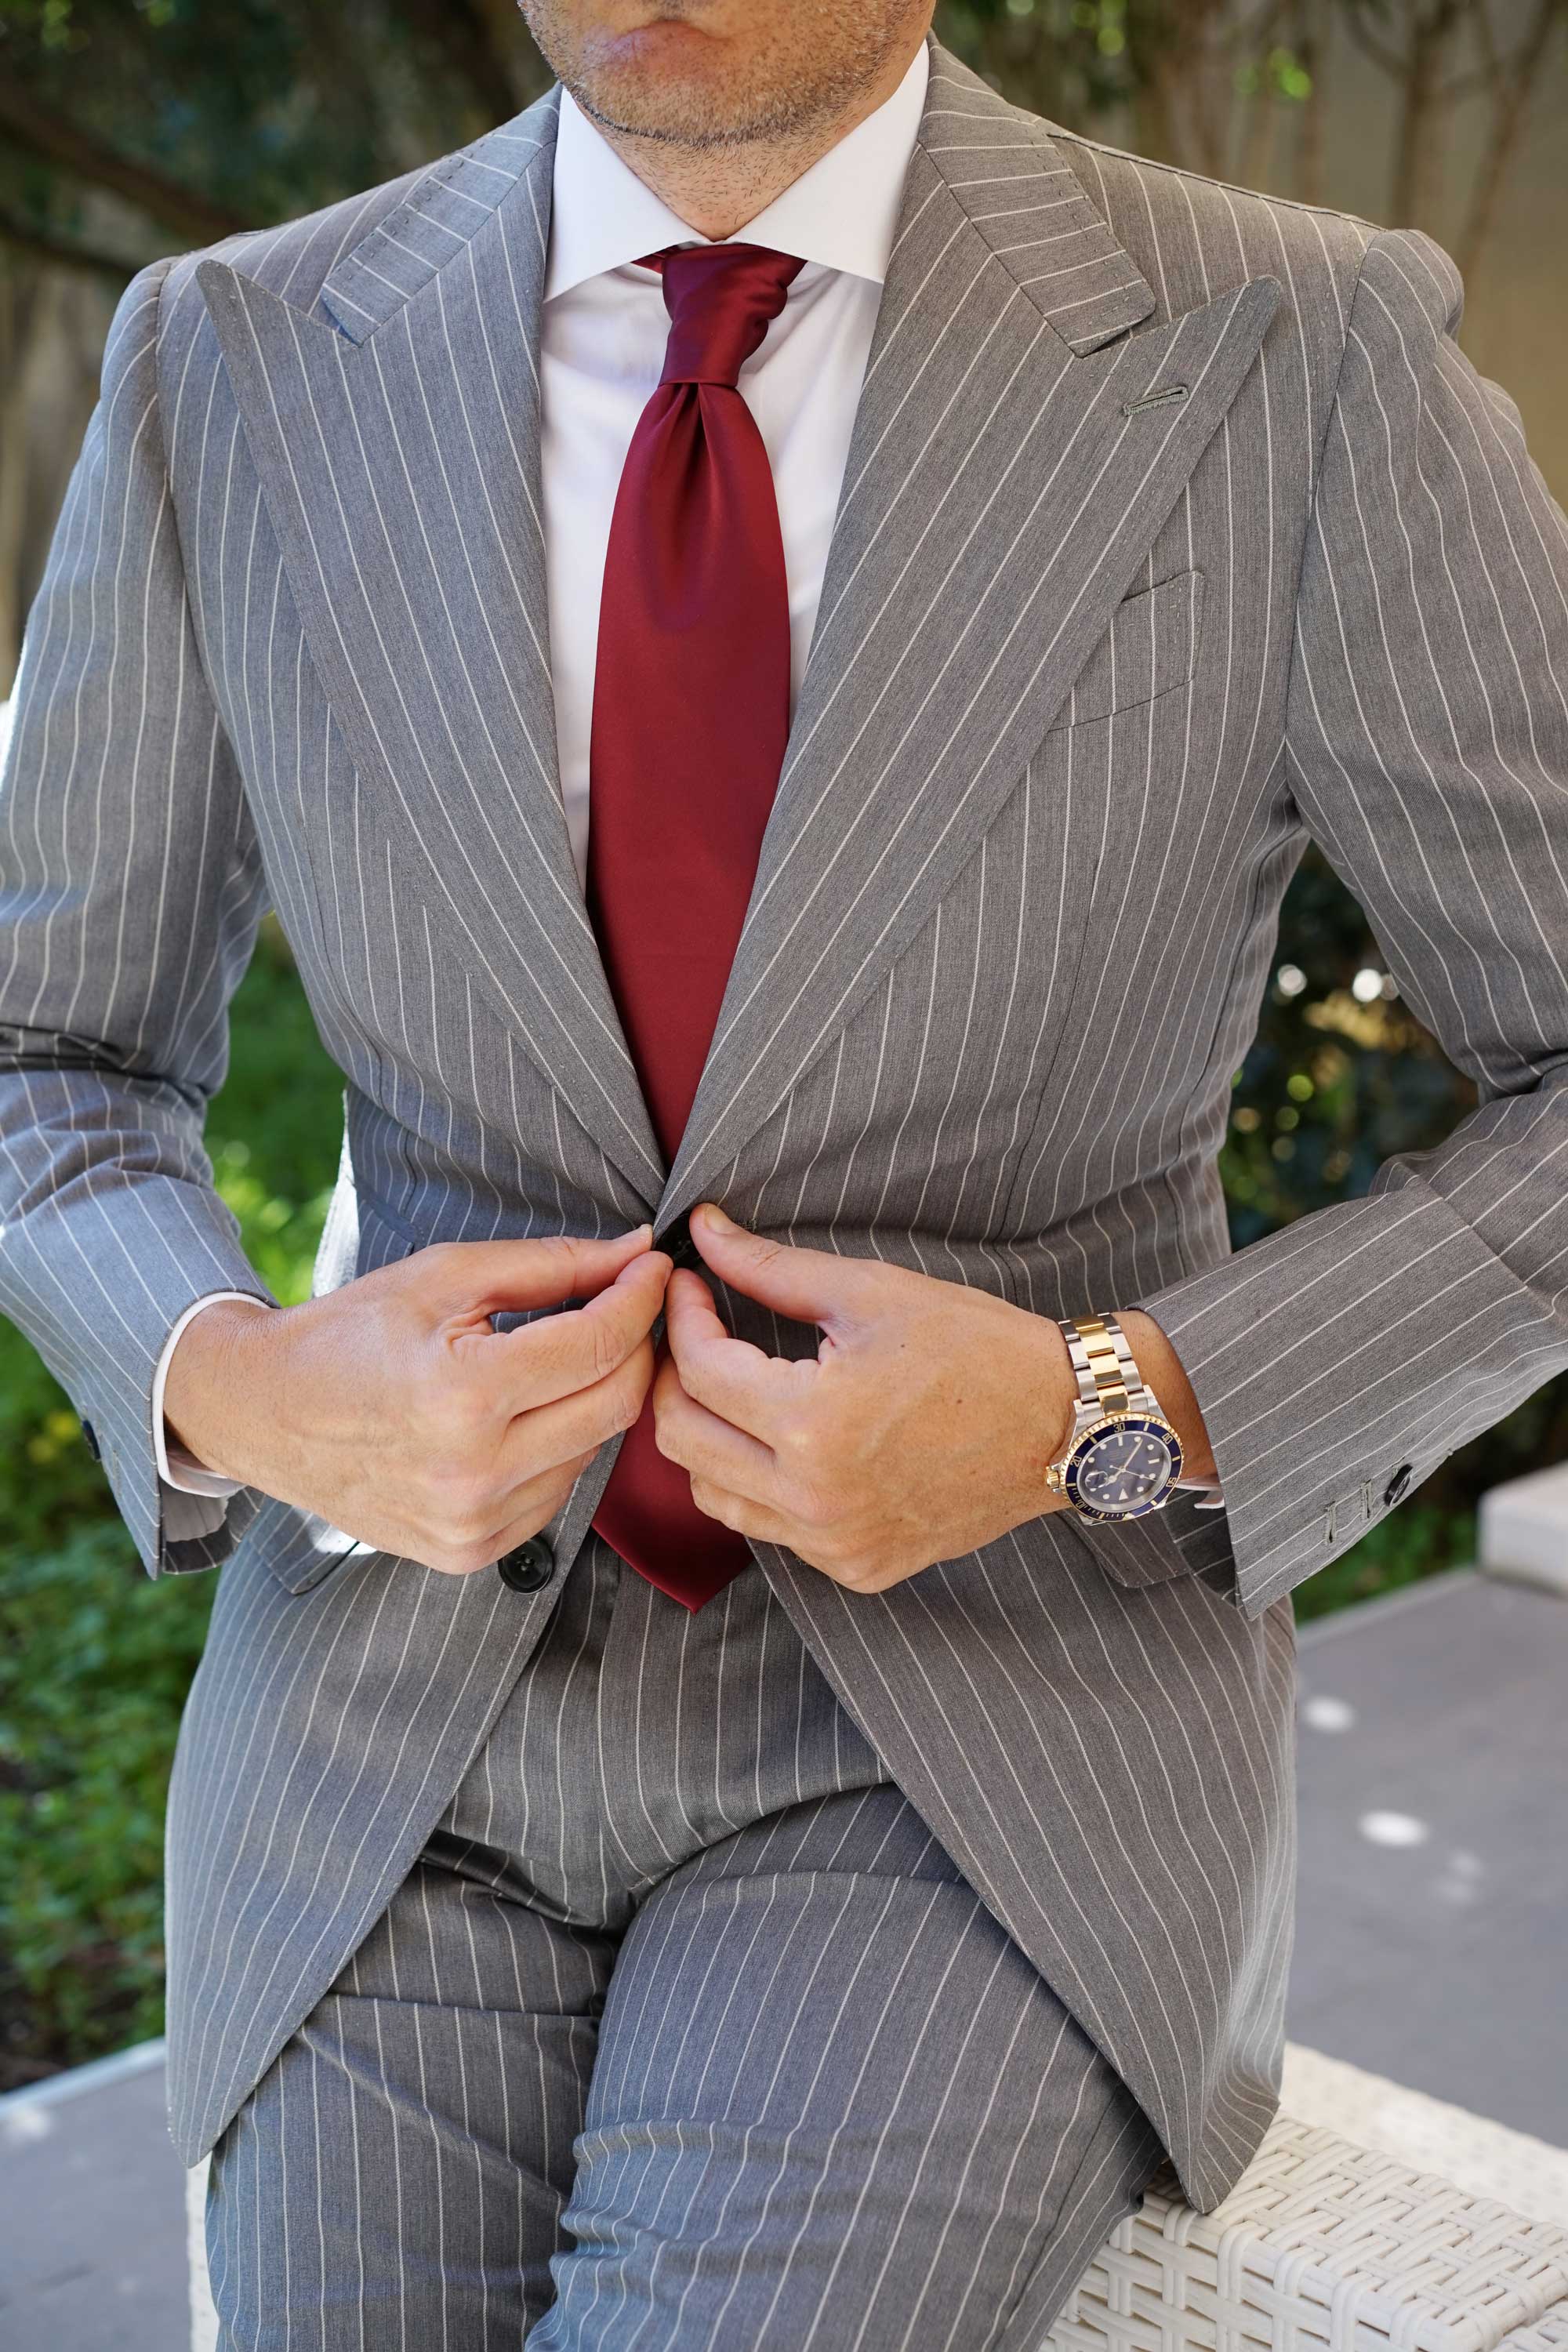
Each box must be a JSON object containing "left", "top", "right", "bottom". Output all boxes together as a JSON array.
[{"left": 1065, "top": 1415, "right": 1182, "bottom": 1519}]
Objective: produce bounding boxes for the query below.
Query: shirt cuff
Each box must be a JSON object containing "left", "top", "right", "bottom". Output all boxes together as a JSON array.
[
  {"left": 1174, "top": 1474, "right": 1228, "bottom": 1512},
  {"left": 153, "top": 1290, "right": 265, "bottom": 1497}
]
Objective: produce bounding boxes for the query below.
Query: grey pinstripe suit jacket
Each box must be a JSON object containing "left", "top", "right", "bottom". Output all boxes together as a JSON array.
[{"left": 3, "top": 33, "right": 1566, "bottom": 2212}]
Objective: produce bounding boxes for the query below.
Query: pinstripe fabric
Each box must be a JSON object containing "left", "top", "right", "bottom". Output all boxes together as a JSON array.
[
  {"left": 2, "top": 31, "right": 1565, "bottom": 2215},
  {"left": 204, "top": 1534, "right": 1163, "bottom": 2350}
]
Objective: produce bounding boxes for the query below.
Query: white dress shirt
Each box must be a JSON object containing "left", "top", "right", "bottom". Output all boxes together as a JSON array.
[{"left": 155, "top": 38, "right": 1223, "bottom": 1514}]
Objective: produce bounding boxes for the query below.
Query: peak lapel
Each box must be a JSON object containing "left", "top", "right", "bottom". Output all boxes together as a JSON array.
[
  {"left": 195, "top": 89, "right": 666, "bottom": 1207},
  {"left": 658, "top": 42, "right": 1279, "bottom": 1228}
]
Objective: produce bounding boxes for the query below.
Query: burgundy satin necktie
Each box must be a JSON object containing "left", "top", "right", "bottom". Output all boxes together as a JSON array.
[{"left": 586, "top": 241, "right": 804, "bottom": 1611}]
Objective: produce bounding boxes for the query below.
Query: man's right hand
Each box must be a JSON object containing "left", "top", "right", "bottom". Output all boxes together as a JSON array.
[{"left": 162, "top": 1226, "right": 671, "bottom": 1575}]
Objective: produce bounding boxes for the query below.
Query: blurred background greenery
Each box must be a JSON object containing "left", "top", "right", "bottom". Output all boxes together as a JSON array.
[{"left": 1, "top": 0, "right": 1564, "bottom": 2089}]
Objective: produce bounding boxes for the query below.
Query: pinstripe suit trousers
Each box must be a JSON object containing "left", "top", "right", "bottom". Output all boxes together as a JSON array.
[{"left": 204, "top": 1535, "right": 1164, "bottom": 2350}]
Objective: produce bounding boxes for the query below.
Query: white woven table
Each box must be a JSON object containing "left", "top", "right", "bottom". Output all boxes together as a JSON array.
[
  {"left": 1047, "top": 2112, "right": 1568, "bottom": 2352},
  {"left": 1279, "top": 2049, "right": 1568, "bottom": 2230}
]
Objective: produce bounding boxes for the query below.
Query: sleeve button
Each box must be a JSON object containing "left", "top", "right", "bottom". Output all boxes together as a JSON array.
[
  {"left": 1381, "top": 1463, "right": 1412, "bottom": 1508},
  {"left": 496, "top": 1535, "right": 555, "bottom": 1592}
]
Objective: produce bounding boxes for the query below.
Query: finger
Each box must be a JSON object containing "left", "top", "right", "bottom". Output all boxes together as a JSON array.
[
  {"left": 652, "top": 1348, "right": 780, "bottom": 1503},
  {"left": 662, "top": 1266, "right": 807, "bottom": 1436},
  {"left": 422, "top": 1451, "right": 599, "bottom": 1577},
  {"left": 426, "top": 1223, "right": 655, "bottom": 1317},
  {"left": 496, "top": 1335, "right": 655, "bottom": 1479},
  {"left": 479, "top": 1250, "right": 670, "bottom": 1415},
  {"left": 687, "top": 1203, "right": 877, "bottom": 1329},
  {"left": 686, "top": 1473, "right": 800, "bottom": 1548},
  {"left": 487, "top": 1448, "right": 599, "bottom": 1549}
]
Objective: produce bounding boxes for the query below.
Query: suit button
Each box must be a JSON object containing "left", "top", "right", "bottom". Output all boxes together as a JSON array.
[
  {"left": 1382, "top": 1462, "right": 1412, "bottom": 1508},
  {"left": 80, "top": 1417, "right": 101, "bottom": 1462},
  {"left": 655, "top": 1211, "right": 701, "bottom": 1273},
  {"left": 496, "top": 1534, "right": 555, "bottom": 1592}
]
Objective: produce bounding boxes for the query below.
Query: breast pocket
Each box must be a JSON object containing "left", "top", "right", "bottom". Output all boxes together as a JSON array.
[{"left": 1047, "top": 568, "right": 1205, "bottom": 733}]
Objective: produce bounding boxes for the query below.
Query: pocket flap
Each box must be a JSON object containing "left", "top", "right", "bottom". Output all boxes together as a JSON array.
[
  {"left": 1053, "top": 1488, "right": 1210, "bottom": 1591},
  {"left": 1048, "top": 567, "right": 1205, "bottom": 731},
  {"left": 241, "top": 1492, "right": 373, "bottom": 1594}
]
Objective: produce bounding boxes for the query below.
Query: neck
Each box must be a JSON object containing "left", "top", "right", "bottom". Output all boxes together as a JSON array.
[{"left": 577, "top": 34, "right": 926, "bottom": 241}]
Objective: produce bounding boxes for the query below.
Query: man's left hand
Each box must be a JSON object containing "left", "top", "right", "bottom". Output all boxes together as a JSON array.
[{"left": 652, "top": 1202, "right": 1081, "bottom": 1592}]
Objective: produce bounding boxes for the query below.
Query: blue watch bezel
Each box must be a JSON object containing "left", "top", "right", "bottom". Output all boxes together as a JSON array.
[{"left": 1063, "top": 1411, "right": 1184, "bottom": 1521}]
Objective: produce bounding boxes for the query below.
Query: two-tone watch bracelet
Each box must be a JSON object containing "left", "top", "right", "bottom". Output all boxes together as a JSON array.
[{"left": 1056, "top": 1311, "right": 1150, "bottom": 1418}]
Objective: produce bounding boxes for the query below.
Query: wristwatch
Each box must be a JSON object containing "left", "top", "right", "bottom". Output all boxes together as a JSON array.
[{"left": 1045, "top": 1311, "right": 1185, "bottom": 1522}]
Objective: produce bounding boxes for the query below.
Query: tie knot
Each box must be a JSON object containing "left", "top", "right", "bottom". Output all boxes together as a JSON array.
[{"left": 640, "top": 241, "right": 804, "bottom": 390}]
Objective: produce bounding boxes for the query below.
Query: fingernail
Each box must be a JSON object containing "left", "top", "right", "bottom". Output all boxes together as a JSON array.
[{"left": 698, "top": 1202, "right": 734, "bottom": 1231}]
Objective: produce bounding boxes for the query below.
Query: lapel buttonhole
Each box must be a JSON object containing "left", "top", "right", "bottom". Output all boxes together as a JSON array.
[{"left": 1121, "top": 381, "right": 1190, "bottom": 419}]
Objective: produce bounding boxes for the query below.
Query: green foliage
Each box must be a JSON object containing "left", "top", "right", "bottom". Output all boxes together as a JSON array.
[
  {"left": 0, "top": 1521, "right": 211, "bottom": 2078},
  {"left": 1220, "top": 844, "right": 1472, "bottom": 1240},
  {"left": 937, "top": 0, "right": 1148, "bottom": 119},
  {"left": 0, "top": 0, "right": 552, "bottom": 255}
]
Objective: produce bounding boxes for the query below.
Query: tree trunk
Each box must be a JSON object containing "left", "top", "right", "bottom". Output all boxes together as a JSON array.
[
  {"left": 1455, "top": 0, "right": 1564, "bottom": 282},
  {"left": 0, "top": 263, "right": 113, "bottom": 695},
  {"left": 0, "top": 258, "right": 45, "bottom": 695}
]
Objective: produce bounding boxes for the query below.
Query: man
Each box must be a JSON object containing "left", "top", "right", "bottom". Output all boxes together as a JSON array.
[{"left": 2, "top": 0, "right": 1565, "bottom": 2339}]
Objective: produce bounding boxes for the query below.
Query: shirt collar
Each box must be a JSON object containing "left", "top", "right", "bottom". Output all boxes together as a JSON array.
[{"left": 544, "top": 36, "right": 929, "bottom": 301}]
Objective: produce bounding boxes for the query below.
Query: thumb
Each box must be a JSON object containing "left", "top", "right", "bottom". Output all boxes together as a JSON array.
[{"left": 688, "top": 1203, "right": 870, "bottom": 1330}]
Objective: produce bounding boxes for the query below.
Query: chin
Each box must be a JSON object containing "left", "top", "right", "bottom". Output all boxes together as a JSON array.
[
  {"left": 579, "top": 26, "right": 725, "bottom": 116},
  {"left": 573, "top": 23, "right": 792, "bottom": 144}
]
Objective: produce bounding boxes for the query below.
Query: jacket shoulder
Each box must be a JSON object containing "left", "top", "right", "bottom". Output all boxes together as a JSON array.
[
  {"left": 1014, "top": 103, "right": 1382, "bottom": 323},
  {"left": 159, "top": 158, "right": 437, "bottom": 328},
  {"left": 155, "top": 95, "right": 554, "bottom": 341}
]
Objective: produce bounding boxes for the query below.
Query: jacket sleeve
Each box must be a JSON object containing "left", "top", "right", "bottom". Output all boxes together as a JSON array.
[
  {"left": 1131, "top": 225, "right": 1568, "bottom": 1621},
  {"left": 0, "top": 254, "right": 277, "bottom": 1578}
]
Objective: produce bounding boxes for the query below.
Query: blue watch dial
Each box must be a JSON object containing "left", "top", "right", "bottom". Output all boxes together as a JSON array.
[{"left": 1064, "top": 1414, "right": 1183, "bottom": 1519}]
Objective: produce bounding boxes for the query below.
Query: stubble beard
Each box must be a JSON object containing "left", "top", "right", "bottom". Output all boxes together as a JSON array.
[{"left": 520, "top": 2, "right": 915, "bottom": 154}]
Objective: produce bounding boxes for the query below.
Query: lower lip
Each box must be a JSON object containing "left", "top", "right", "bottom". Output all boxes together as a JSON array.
[{"left": 613, "top": 18, "right": 716, "bottom": 45}]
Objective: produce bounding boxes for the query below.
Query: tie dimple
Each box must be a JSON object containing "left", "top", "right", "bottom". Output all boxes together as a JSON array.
[{"left": 640, "top": 242, "right": 804, "bottom": 388}]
